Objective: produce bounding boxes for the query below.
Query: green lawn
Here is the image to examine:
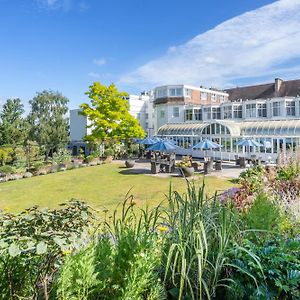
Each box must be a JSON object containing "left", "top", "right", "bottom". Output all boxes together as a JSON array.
[{"left": 0, "top": 163, "right": 234, "bottom": 213}]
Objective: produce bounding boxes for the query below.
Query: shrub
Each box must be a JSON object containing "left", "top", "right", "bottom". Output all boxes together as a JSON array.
[
  {"left": 0, "top": 147, "right": 13, "bottom": 166},
  {"left": 0, "top": 165, "right": 15, "bottom": 175},
  {"left": 227, "top": 238, "right": 300, "bottom": 300},
  {"left": 243, "top": 193, "right": 283, "bottom": 232},
  {"left": 55, "top": 196, "right": 165, "bottom": 299},
  {"left": 276, "top": 159, "right": 300, "bottom": 181},
  {"left": 84, "top": 155, "right": 94, "bottom": 163},
  {"left": 0, "top": 201, "right": 94, "bottom": 299},
  {"left": 104, "top": 148, "right": 114, "bottom": 158},
  {"left": 52, "top": 149, "right": 71, "bottom": 165}
]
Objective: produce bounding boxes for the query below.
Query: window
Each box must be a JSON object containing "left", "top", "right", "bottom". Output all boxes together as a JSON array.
[
  {"left": 257, "top": 103, "right": 267, "bottom": 117},
  {"left": 286, "top": 101, "right": 295, "bottom": 116},
  {"left": 233, "top": 105, "right": 242, "bottom": 118},
  {"left": 160, "top": 110, "right": 165, "bottom": 118},
  {"left": 173, "top": 107, "right": 179, "bottom": 118},
  {"left": 246, "top": 103, "right": 256, "bottom": 118},
  {"left": 201, "top": 92, "right": 207, "bottom": 100},
  {"left": 212, "top": 107, "right": 221, "bottom": 119},
  {"left": 155, "top": 87, "right": 167, "bottom": 98},
  {"left": 185, "top": 88, "right": 192, "bottom": 97},
  {"left": 223, "top": 106, "right": 232, "bottom": 119},
  {"left": 185, "top": 109, "right": 193, "bottom": 121},
  {"left": 145, "top": 113, "right": 149, "bottom": 119},
  {"left": 211, "top": 94, "right": 216, "bottom": 102},
  {"left": 203, "top": 107, "right": 211, "bottom": 120},
  {"left": 272, "top": 102, "right": 281, "bottom": 117},
  {"left": 169, "top": 87, "right": 183, "bottom": 97},
  {"left": 194, "top": 109, "right": 202, "bottom": 121},
  {"left": 220, "top": 95, "right": 225, "bottom": 102}
]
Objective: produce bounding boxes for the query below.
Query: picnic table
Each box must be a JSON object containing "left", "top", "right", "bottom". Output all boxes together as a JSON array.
[{"left": 150, "top": 158, "right": 175, "bottom": 174}]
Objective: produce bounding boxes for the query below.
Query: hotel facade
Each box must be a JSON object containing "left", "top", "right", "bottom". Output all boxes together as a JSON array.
[{"left": 155, "top": 78, "right": 300, "bottom": 161}]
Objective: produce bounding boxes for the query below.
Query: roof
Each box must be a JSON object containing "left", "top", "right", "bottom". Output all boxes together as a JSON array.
[
  {"left": 225, "top": 79, "right": 300, "bottom": 101},
  {"left": 157, "top": 119, "right": 300, "bottom": 137}
]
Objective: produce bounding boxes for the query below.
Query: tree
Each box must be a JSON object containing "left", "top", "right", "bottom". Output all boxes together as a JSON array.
[
  {"left": 80, "top": 82, "right": 145, "bottom": 144},
  {"left": 28, "top": 90, "right": 69, "bottom": 160},
  {"left": 0, "top": 98, "right": 28, "bottom": 146}
]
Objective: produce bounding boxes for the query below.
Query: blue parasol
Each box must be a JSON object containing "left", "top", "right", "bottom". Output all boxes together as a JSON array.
[
  {"left": 146, "top": 140, "right": 181, "bottom": 151},
  {"left": 138, "top": 137, "right": 156, "bottom": 145}
]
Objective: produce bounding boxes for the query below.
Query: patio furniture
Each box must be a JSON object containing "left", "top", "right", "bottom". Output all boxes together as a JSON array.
[
  {"left": 151, "top": 161, "right": 160, "bottom": 174},
  {"left": 204, "top": 160, "right": 213, "bottom": 174},
  {"left": 214, "top": 160, "right": 222, "bottom": 171},
  {"left": 150, "top": 158, "right": 175, "bottom": 174},
  {"left": 235, "top": 154, "right": 240, "bottom": 166},
  {"left": 239, "top": 157, "right": 246, "bottom": 168}
]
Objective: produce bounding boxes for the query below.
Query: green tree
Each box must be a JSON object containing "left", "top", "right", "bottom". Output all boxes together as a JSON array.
[
  {"left": 80, "top": 82, "right": 145, "bottom": 144},
  {"left": 0, "top": 98, "right": 28, "bottom": 146},
  {"left": 28, "top": 90, "right": 69, "bottom": 160}
]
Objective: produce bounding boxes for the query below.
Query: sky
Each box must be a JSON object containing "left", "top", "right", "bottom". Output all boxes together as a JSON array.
[{"left": 1, "top": 0, "right": 300, "bottom": 109}]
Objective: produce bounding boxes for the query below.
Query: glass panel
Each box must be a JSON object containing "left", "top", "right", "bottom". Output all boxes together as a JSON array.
[
  {"left": 246, "top": 103, "right": 256, "bottom": 118},
  {"left": 223, "top": 106, "right": 232, "bottom": 119},
  {"left": 286, "top": 101, "right": 296, "bottom": 116},
  {"left": 257, "top": 103, "right": 267, "bottom": 117},
  {"left": 273, "top": 139, "right": 278, "bottom": 153},
  {"left": 272, "top": 102, "right": 281, "bottom": 117},
  {"left": 233, "top": 105, "right": 242, "bottom": 118}
]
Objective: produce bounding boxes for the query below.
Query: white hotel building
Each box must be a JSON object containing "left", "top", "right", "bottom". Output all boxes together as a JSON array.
[
  {"left": 69, "top": 78, "right": 300, "bottom": 161},
  {"left": 155, "top": 78, "right": 300, "bottom": 161}
]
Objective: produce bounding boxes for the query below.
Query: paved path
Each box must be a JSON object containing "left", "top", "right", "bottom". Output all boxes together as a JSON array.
[{"left": 114, "top": 159, "right": 243, "bottom": 179}]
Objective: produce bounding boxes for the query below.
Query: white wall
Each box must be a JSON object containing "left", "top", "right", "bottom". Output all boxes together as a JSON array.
[{"left": 70, "top": 109, "right": 88, "bottom": 141}]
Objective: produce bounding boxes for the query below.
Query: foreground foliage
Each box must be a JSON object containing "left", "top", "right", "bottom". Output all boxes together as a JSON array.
[{"left": 0, "top": 176, "right": 299, "bottom": 299}]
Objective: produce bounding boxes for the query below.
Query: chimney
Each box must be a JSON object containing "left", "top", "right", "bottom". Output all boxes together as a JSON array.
[{"left": 275, "top": 78, "right": 283, "bottom": 97}]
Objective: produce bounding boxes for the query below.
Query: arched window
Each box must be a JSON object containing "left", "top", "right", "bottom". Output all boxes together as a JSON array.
[{"left": 201, "top": 123, "right": 231, "bottom": 136}]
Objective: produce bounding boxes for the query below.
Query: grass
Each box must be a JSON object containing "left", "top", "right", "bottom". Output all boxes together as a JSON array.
[{"left": 0, "top": 163, "right": 235, "bottom": 213}]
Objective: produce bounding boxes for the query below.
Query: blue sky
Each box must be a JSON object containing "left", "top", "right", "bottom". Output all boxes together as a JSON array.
[{"left": 1, "top": 0, "right": 299, "bottom": 109}]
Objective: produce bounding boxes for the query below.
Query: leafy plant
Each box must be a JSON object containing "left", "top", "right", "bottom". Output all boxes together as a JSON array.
[
  {"left": 52, "top": 149, "right": 71, "bottom": 165},
  {"left": 0, "top": 165, "right": 15, "bottom": 175},
  {"left": 55, "top": 195, "right": 165, "bottom": 299},
  {"left": 104, "top": 147, "right": 114, "bottom": 158},
  {"left": 162, "top": 183, "right": 260, "bottom": 300},
  {"left": 0, "top": 201, "right": 94, "bottom": 299},
  {"left": 176, "top": 156, "right": 192, "bottom": 168},
  {"left": 277, "top": 163, "right": 300, "bottom": 181},
  {"left": 0, "top": 147, "right": 13, "bottom": 166},
  {"left": 227, "top": 238, "right": 300, "bottom": 300}
]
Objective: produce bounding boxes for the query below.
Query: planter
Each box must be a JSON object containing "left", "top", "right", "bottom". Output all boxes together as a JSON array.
[
  {"left": 179, "top": 167, "right": 194, "bottom": 177},
  {"left": 125, "top": 160, "right": 135, "bottom": 168}
]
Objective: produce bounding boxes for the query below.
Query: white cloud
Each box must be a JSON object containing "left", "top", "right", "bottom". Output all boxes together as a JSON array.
[
  {"left": 47, "top": 0, "right": 58, "bottom": 5},
  {"left": 120, "top": 0, "right": 300, "bottom": 89},
  {"left": 88, "top": 72, "right": 100, "bottom": 78},
  {"left": 93, "top": 58, "right": 106, "bottom": 67},
  {"left": 39, "top": 0, "right": 72, "bottom": 11}
]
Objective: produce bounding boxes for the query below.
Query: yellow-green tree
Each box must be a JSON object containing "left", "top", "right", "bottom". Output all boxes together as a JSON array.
[{"left": 80, "top": 82, "right": 145, "bottom": 143}]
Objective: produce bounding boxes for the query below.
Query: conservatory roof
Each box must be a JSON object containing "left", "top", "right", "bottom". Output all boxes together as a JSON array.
[
  {"left": 157, "top": 119, "right": 300, "bottom": 137},
  {"left": 240, "top": 120, "right": 300, "bottom": 136}
]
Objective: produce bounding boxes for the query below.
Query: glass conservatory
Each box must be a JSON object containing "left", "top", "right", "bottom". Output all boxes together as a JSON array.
[{"left": 157, "top": 120, "right": 300, "bottom": 160}]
